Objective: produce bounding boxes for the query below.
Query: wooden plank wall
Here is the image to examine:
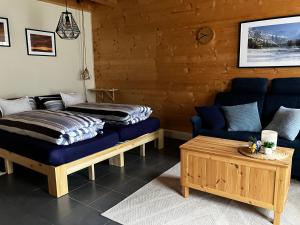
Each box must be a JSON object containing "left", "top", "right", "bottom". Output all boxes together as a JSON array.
[{"left": 92, "top": 0, "right": 300, "bottom": 132}]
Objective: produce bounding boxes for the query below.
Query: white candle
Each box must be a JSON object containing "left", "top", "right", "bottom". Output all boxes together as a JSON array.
[{"left": 261, "top": 130, "right": 278, "bottom": 150}]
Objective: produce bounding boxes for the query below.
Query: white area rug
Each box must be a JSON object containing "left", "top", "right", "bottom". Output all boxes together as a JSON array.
[{"left": 102, "top": 164, "right": 300, "bottom": 225}]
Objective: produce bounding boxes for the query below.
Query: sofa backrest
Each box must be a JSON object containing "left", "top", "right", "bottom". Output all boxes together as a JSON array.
[
  {"left": 263, "top": 94, "right": 300, "bottom": 127},
  {"left": 263, "top": 78, "right": 300, "bottom": 127},
  {"left": 215, "top": 92, "right": 265, "bottom": 116},
  {"left": 215, "top": 78, "right": 268, "bottom": 116},
  {"left": 271, "top": 78, "right": 300, "bottom": 94},
  {"left": 231, "top": 78, "right": 269, "bottom": 94}
]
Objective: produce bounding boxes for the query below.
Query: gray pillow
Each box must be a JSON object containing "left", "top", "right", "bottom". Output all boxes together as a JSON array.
[
  {"left": 265, "top": 106, "right": 300, "bottom": 141},
  {"left": 222, "top": 102, "right": 262, "bottom": 132},
  {"left": 0, "top": 97, "right": 32, "bottom": 117},
  {"left": 60, "top": 92, "right": 84, "bottom": 108}
]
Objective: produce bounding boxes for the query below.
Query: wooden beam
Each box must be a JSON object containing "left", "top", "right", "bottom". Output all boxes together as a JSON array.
[
  {"left": 39, "top": 0, "right": 92, "bottom": 11},
  {"left": 90, "top": 0, "right": 117, "bottom": 7}
]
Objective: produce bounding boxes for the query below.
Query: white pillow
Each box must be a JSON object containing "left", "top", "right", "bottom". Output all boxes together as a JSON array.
[
  {"left": 0, "top": 97, "right": 32, "bottom": 117},
  {"left": 60, "top": 92, "right": 84, "bottom": 108}
]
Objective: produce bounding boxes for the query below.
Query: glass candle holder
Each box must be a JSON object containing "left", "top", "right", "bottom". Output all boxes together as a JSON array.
[{"left": 261, "top": 130, "right": 278, "bottom": 151}]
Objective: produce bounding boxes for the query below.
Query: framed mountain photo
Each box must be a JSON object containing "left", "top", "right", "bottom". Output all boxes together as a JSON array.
[
  {"left": 239, "top": 16, "right": 300, "bottom": 68},
  {"left": 0, "top": 17, "right": 10, "bottom": 47}
]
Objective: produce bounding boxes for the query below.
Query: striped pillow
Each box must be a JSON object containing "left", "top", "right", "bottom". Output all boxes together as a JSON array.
[
  {"left": 28, "top": 97, "right": 37, "bottom": 110},
  {"left": 38, "top": 97, "right": 64, "bottom": 111}
]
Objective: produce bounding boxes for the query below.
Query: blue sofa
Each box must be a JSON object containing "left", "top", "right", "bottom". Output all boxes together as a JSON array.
[{"left": 192, "top": 78, "right": 300, "bottom": 179}]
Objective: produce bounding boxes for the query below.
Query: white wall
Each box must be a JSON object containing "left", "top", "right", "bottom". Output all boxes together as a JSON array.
[{"left": 0, "top": 0, "right": 95, "bottom": 101}]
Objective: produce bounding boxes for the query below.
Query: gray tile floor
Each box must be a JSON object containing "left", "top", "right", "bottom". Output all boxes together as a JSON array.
[{"left": 0, "top": 138, "right": 182, "bottom": 225}]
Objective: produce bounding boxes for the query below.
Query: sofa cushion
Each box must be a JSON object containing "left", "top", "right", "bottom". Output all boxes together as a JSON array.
[
  {"left": 215, "top": 92, "right": 265, "bottom": 115},
  {"left": 222, "top": 102, "right": 262, "bottom": 132},
  {"left": 198, "top": 129, "right": 261, "bottom": 143},
  {"left": 272, "top": 78, "right": 300, "bottom": 94},
  {"left": 265, "top": 107, "right": 300, "bottom": 141},
  {"left": 195, "top": 106, "right": 225, "bottom": 130},
  {"left": 232, "top": 78, "right": 269, "bottom": 94},
  {"left": 262, "top": 94, "right": 300, "bottom": 126}
]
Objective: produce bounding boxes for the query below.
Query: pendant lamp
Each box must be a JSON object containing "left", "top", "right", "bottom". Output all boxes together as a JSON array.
[{"left": 56, "top": 0, "right": 80, "bottom": 40}]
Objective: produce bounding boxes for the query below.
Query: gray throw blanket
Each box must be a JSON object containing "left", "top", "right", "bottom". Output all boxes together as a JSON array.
[
  {"left": 0, "top": 110, "right": 105, "bottom": 145},
  {"left": 66, "top": 103, "right": 152, "bottom": 125}
]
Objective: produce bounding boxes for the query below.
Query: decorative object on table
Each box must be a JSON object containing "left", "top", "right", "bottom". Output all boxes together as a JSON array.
[
  {"left": 196, "top": 26, "right": 214, "bottom": 45},
  {"left": 238, "top": 146, "right": 289, "bottom": 161},
  {"left": 79, "top": 8, "right": 91, "bottom": 102},
  {"left": 261, "top": 141, "right": 275, "bottom": 155},
  {"left": 56, "top": 0, "right": 80, "bottom": 40},
  {"left": 0, "top": 17, "right": 10, "bottom": 47},
  {"left": 239, "top": 15, "right": 300, "bottom": 68},
  {"left": 261, "top": 130, "right": 278, "bottom": 150},
  {"left": 248, "top": 136, "right": 261, "bottom": 154},
  {"left": 25, "top": 29, "right": 56, "bottom": 56}
]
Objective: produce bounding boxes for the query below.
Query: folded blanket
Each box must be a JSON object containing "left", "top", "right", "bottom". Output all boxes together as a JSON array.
[
  {"left": 67, "top": 103, "right": 152, "bottom": 125},
  {"left": 0, "top": 110, "right": 104, "bottom": 145}
]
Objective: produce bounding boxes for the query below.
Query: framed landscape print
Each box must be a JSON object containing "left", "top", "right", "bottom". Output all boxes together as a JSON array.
[
  {"left": 25, "top": 29, "right": 56, "bottom": 56},
  {"left": 239, "top": 16, "right": 300, "bottom": 68},
  {"left": 0, "top": 17, "right": 10, "bottom": 47}
]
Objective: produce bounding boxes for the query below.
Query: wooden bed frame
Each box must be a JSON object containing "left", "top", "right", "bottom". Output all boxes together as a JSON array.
[{"left": 0, "top": 129, "right": 164, "bottom": 198}]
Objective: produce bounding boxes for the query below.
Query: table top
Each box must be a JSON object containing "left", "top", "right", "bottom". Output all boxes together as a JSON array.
[{"left": 180, "top": 136, "right": 294, "bottom": 167}]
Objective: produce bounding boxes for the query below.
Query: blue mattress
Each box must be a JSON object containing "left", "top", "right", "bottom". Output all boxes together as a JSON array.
[
  {"left": 104, "top": 117, "right": 160, "bottom": 142},
  {"left": 0, "top": 130, "right": 119, "bottom": 166}
]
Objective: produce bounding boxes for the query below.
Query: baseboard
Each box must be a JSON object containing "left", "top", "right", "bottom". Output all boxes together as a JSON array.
[{"left": 164, "top": 129, "right": 192, "bottom": 141}]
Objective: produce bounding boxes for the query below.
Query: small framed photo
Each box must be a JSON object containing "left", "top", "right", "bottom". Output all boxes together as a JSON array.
[
  {"left": 25, "top": 28, "right": 56, "bottom": 57},
  {"left": 0, "top": 17, "right": 10, "bottom": 47},
  {"left": 239, "top": 15, "right": 300, "bottom": 68}
]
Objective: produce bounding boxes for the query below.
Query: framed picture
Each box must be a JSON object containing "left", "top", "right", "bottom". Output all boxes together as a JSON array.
[
  {"left": 239, "top": 15, "right": 300, "bottom": 68},
  {"left": 25, "top": 29, "right": 56, "bottom": 57},
  {"left": 0, "top": 17, "right": 10, "bottom": 47}
]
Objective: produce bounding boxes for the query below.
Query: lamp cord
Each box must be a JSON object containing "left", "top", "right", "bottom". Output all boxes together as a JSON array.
[
  {"left": 81, "top": 5, "right": 88, "bottom": 102},
  {"left": 81, "top": 8, "right": 87, "bottom": 69},
  {"left": 65, "top": 0, "right": 68, "bottom": 12}
]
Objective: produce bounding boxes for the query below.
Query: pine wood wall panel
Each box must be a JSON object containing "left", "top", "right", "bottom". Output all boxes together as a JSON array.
[{"left": 92, "top": 0, "right": 300, "bottom": 132}]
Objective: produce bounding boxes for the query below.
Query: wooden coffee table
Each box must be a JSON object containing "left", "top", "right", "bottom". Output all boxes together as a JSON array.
[{"left": 180, "top": 136, "right": 294, "bottom": 225}]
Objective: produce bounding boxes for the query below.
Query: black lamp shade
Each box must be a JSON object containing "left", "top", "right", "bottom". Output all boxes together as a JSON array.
[{"left": 56, "top": 11, "right": 80, "bottom": 40}]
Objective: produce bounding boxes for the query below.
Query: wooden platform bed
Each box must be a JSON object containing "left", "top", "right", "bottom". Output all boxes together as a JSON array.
[{"left": 0, "top": 129, "right": 164, "bottom": 198}]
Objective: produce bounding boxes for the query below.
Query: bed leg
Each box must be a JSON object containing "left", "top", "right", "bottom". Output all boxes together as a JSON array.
[
  {"left": 140, "top": 144, "right": 146, "bottom": 157},
  {"left": 88, "top": 164, "right": 95, "bottom": 181},
  {"left": 4, "top": 159, "right": 13, "bottom": 174},
  {"left": 158, "top": 129, "right": 164, "bottom": 150},
  {"left": 109, "top": 153, "right": 124, "bottom": 167},
  {"left": 48, "top": 167, "right": 68, "bottom": 198}
]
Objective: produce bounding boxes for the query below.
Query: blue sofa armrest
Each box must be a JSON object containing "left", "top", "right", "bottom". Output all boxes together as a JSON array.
[{"left": 191, "top": 115, "right": 202, "bottom": 137}]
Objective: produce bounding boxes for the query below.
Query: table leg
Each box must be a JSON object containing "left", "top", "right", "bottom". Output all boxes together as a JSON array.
[
  {"left": 274, "top": 211, "right": 281, "bottom": 225},
  {"left": 182, "top": 186, "right": 189, "bottom": 198}
]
